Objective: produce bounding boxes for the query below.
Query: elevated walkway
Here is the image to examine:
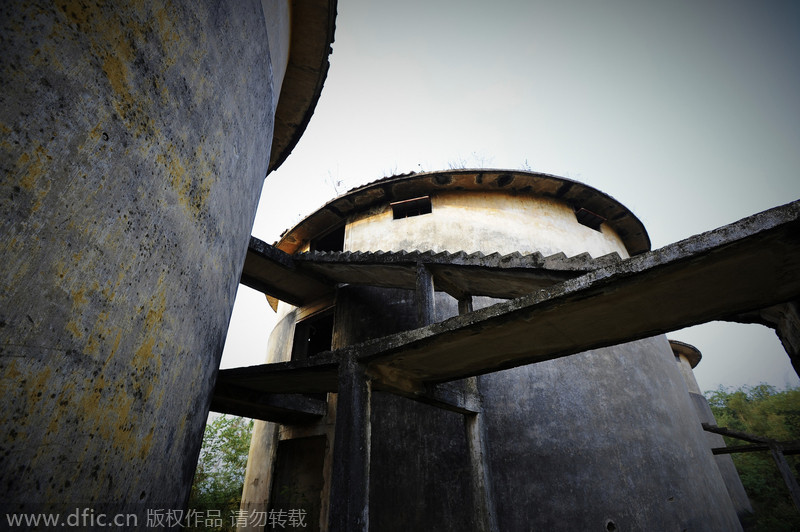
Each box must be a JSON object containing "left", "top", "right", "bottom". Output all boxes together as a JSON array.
[{"left": 214, "top": 200, "right": 800, "bottom": 421}]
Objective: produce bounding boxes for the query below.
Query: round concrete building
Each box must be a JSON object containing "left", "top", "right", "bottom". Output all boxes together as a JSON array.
[
  {"left": 240, "top": 169, "right": 744, "bottom": 531},
  {"left": 1, "top": 0, "right": 336, "bottom": 516}
]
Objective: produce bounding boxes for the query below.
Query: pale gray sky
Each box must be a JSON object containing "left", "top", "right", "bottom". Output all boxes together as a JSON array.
[{"left": 221, "top": 0, "right": 800, "bottom": 393}]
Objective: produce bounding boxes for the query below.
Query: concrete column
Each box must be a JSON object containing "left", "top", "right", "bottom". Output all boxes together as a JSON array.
[
  {"left": 239, "top": 421, "right": 280, "bottom": 531},
  {"left": 1, "top": 0, "right": 276, "bottom": 514},
  {"left": 457, "top": 296, "right": 498, "bottom": 531},
  {"left": 415, "top": 263, "right": 435, "bottom": 327},
  {"left": 464, "top": 382, "right": 499, "bottom": 532},
  {"left": 328, "top": 356, "right": 371, "bottom": 532}
]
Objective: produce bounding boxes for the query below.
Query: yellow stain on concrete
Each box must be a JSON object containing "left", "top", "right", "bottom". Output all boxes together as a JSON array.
[
  {"left": 57, "top": 0, "right": 89, "bottom": 26},
  {"left": 103, "top": 54, "right": 129, "bottom": 105},
  {"left": 156, "top": 143, "right": 212, "bottom": 217},
  {"left": 72, "top": 286, "right": 88, "bottom": 309},
  {"left": 103, "top": 329, "right": 123, "bottom": 369},
  {"left": 45, "top": 379, "right": 76, "bottom": 435},
  {"left": 1, "top": 359, "right": 21, "bottom": 386},
  {"left": 140, "top": 427, "right": 155, "bottom": 459},
  {"left": 133, "top": 337, "right": 156, "bottom": 368},
  {"left": 17, "top": 145, "right": 49, "bottom": 192},
  {"left": 89, "top": 122, "right": 104, "bottom": 141},
  {"left": 65, "top": 320, "right": 83, "bottom": 339}
]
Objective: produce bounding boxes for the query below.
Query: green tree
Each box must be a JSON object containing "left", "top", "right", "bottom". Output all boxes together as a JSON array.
[
  {"left": 705, "top": 384, "right": 800, "bottom": 531},
  {"left": 187, "top": 414, "right": 254, "bottom": 531}
]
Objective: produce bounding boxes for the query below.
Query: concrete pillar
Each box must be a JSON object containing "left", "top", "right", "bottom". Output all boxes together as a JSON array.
[
  {"left": 415, "top": 263, "right": 435, "bottom": 326},
  {"left": 239, "top": 420, "right": 280, "bottom": 530},
  {"left": 0, "top": 0, "right": 276, "bottom": 515},
  {"left": 328, "top": 356, "right": 371, "bottom": 532}
]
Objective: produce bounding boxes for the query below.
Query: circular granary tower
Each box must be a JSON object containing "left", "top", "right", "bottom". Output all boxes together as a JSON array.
[{"left": 239, "top": 169, "right": 744, "bottom": 531}]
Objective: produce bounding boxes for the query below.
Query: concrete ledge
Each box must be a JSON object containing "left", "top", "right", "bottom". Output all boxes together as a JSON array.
[{"left": 211, "top": 384, "right": 327, "bottom": 423}]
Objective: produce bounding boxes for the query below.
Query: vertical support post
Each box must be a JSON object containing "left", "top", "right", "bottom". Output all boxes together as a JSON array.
[
  {"left": 458, "top": 296, "right": 474, "bottom": 315},
  {"left": 458, "top": 295, "right": 498, "bottom": 531},
  {"left": 465, "top": 407, "right": 500, "bottom": 532},
  {"left": 770, "top": 444, "right": 800, "bottom": 512},
  {"left": 239, "top": 421, "right": 280, "bottom": 532},
  {"left": 328, "top": 356, "right": 372, "bottom": 532},
  {"left": 416, "top": 263, "right": 435, "bottom": 327}
]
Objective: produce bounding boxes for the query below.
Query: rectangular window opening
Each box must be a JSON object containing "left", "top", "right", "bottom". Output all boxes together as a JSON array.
[
  {"left": 391, "top": 196, "right": 432, "bottom": 219},
  {"left": 310, "top": 225, "right": 345, "bottom": 252},
  {"left": 291, "top": 309, "right": 334, "bottom": 361},
  {"left": 575, "top": 207, "right": 606, "bottom": 232}
]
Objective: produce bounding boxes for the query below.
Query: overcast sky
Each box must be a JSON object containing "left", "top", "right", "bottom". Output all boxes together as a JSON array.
[{"left": 220, "top": 0, "right": 800, "bottom": 393}]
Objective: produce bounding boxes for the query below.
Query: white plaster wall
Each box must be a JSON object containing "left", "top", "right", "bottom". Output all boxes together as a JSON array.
[{"left": 344, "top": 191, "right": 630, "bottom": 259}]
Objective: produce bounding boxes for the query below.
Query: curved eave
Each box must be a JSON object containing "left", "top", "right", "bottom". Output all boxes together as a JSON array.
[
  {"left": 669, "top": 339, "right": 702, "bottom": 368},
  {"left": 268, "top": 0, "right": 337, "bottom": 173},
  {"left": 277, "top": 169, "right": 652, "bottom": 256}
]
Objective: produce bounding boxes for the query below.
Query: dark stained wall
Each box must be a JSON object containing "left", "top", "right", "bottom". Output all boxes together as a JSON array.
[
  {"left": 334, "top": 286, "right": 476, "bottom": 531},
  {"left": 1, "top": 0, "right": 273, "bottom": 514}
]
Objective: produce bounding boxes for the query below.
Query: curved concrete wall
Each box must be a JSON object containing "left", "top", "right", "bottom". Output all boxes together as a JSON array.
[
  {"left": 1, "top": 0, "right": 280, "bottom": 513},
  {"left": 480, "top": 336, "right": 741, "bottom": 530},
  {"left": 672, "top": 348, "right": 753, "bottom": 521},
  {"left": 346, "top": 191, "right": 630, "bottom": 259},
  {"left": 240, "top": 305, "right": 299, "bottom": 523}
]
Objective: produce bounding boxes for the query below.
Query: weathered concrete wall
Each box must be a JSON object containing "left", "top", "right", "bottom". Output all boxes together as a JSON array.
[
  {"left": 479, "top": 335, "right": 742, "bottom": 531},
  {"left": 672, "top": 346, "right": 753, "bottom": 521},
  {"left": 345, "top": 191, "right": 630, "bottom": 259},
  {"left": 369, "top": 392, "right": 474, "bottom": 532},
  {"left": 676, "top": 352, "right": 703, "bottom": 394},
  {"left": 261, "top": 0, "right": 291, "bottom": 101},
  {"left": 689, "top": 393, "right": 754, "bottom": 521},
  {"left": 334, "top": 286, "right": 475, "bottom": 532},
  {"left": 1, "top": 0, "right": 276, "bottom": 514}
]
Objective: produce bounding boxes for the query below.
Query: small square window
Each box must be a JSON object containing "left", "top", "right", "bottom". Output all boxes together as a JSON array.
[
  {"left": 310, "top": 225, "right": 345, "bottom": 252},
  {"left": 391, "top": 196, "right": 432, "bottom": 219},
  {"left": 575, "top": 207, "right": 606, "bottom": 231}
]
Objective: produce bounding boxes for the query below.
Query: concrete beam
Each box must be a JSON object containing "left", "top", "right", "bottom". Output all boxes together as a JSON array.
[
  {"left": 215, "top": 200, "right": 800, "bottom": 399},
  {"left": 356, "top": 199, "right": 800, "bottom": 382},
  {"left": 241, "top": 237, "right": 597, "bottom": 305},
  {"left": 209, "top": 385, "right": 326, "bottom": 424},
  {"left": 241, "top": 236, "right": 334, "bottom": 306}
]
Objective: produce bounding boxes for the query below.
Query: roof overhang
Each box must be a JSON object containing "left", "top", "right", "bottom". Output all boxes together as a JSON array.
[
  {"left": 277, "top": 170, "right": 652, "bottom": 256},
  {"left": 268, "top": 0, "right": 337, "bottom": 173}
]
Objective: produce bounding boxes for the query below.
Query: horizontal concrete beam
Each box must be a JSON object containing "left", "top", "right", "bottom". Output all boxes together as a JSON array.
[
  {"left": 241, "top": 239, "right": 610, "bottom": 305},
  {"left": 355, "top": 199, "right": 800, "bottom": 382},
  {"left": 210, "top": 383, "right": 327, "bottom": 423},
  {"left": 240, "top": 236, "right": 334, "bottom": 306},
  {"left": 217, "top": 200, "right": 800, "bottom": 400}
]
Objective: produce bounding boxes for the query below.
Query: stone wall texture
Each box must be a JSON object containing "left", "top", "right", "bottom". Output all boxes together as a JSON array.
[{"left": 1, "top": 0, "right": 274, "bottom": 513}]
